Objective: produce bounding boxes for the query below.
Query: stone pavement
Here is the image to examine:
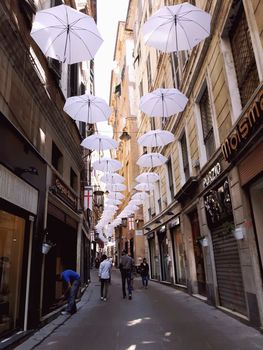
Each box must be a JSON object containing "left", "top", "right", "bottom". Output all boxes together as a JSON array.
[{"left": 15, "top": 269, "right": 263, "bottom": 350}]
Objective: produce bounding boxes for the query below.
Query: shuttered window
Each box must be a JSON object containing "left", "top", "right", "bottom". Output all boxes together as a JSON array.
[
  {"left": 171, "top": 53, "right": 180, "bottom": 89},
  {"left": 199, "top": 86, "right": 215, "bottom": 160},
  {"left": 146, "top": 55, "right": 152, "bottom": 91},
  {"left": 167, "top": 157, "right": 174, "bottom": 198},
  {"left": 181, "top": 132, "right": 190, "bottom": 181},
  {"left": 229, "top": 3, "right": 259, "bottom": 108}
]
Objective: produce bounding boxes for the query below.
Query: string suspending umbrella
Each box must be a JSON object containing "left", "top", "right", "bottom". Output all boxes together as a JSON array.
[{"left": 31, "top": 4, "right": 103, "bottom": 64}]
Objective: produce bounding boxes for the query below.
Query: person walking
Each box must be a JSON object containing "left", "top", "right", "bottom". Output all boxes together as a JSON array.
[
  {"left": 119, "top": 250, "right": 133, "bottom": 300},
  {"left": 60, "top": 269, "right": 80, "bottom": 315},
  {"left": 139, "top": 258, "right": 149, "bottom": 289},
  {"left": 99, "top": 254, "right": 112, "bottom": 301}
]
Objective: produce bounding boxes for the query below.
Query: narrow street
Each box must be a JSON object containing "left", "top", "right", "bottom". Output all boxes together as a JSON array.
[{"left": 17, "top": 270, "right": 263, "bottom": 350}]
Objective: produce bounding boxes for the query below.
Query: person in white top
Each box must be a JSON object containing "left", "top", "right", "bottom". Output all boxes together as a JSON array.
[{"left": 99, "top": 254, "right": 112, "bottom": 301}]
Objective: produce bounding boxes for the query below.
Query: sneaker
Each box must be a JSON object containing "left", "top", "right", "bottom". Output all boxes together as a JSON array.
[
  {"left": 100, "top": 297, "right": 104, "bottom": 301},
  {"left": 61, "top": 311, "right": 70, "bottom": 315},
  {"left": 128, "top": 295, "right": 132, "bottom": 300},
  {"left": 103, "top": 298, "right": 107, "bottom": 301}
]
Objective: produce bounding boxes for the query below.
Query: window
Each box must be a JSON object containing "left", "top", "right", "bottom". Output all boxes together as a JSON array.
[
  {"left": 150, "top": 117, "right": 156, "bottom": 130},
  {"left": 68, "top": 64, "right": 79, "bottom": 97},
  {"left": 181, "top": 132, "right": 190, "bottom": 181},
  {"left": 229, "top": 2, "right": 259, "bottom": 108},
  {"left": 48, "top": 58, "right": 62, "bottom": 81},
  {"left": 20, "top": 0, "right": 36, "bottom": 26},
  {"left": 199, "top": 85, "right": 215, "bottom": 160},
  {"left": 167, "top": 157, "right": 174, "bottom": 198},
  {"left": 139, "top": 80, "right": 144, "bottom": 98},
  {"left": 70, "top": 168, "right": 78, "bottom": 191},
  {"left": 171, "top": 53, "right": 180, "bottom": 88},
  {"left": 52, "top": 142, "right": 63, "bottom": 174},
  {"left": 146, "top": 55, "right": 152, "bottom": 91}
]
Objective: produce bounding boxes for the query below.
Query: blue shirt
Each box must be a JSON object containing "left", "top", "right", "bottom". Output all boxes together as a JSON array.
[{"left": 61, "top": 270, "right": 80, "bottom": 284}]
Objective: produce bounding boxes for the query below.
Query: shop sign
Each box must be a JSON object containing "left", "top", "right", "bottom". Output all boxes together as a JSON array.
[
  {"left": 221, "top": 88, "right": 263, "bottom": 162},
  {"left": 50, "top": 176, "right": 78, "bottom": 210},
  {"left": 203, "top": 162, "right": 221, "bottom": 188},
  {"left": 169, "top": 216, "right": 180, "bottom": 228}
]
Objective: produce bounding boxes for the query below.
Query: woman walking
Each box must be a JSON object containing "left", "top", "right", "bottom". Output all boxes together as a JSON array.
[{"left": 99, "top": 254, "right": 112, "bottom": 301}]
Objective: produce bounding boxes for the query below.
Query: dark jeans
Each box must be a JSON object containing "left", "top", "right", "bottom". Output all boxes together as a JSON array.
[
  {"left": 121, "top": 269, "right": 132, "bottom": 297},
  {"left": 100, "top": 278, "right": 110, "bottom": 298},
  {"left": 66, "top": 279, "right": 80, "bottom": 314},
  {"left": 142, "top": 275, "right": 149, "bottom": 287}
]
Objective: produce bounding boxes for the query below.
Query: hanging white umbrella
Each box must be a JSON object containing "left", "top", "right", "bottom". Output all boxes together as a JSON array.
[
  {"left": 140, "top": 88, "right": 188, "bottom": 117},
  {"left": 105, "top": 199, "right": 122, "bottom": 206},
  {"left": 64, "top": 94, "right": 111, "bottom": 124},
  {"left": 137, "top": 152, "right": 168, "bottom": 168},
  {"left": 100, "top": 173, "right": 125, "bottom": 184},
  {"left": 81, "top": 134, "right": 118, "bottom": 152},
  {"left": 135, "top": 183, "right": 154, "bottom": 192},
  {"left": 31, "top": 5, "right": 103, "bottom": 64},
  {"left": 104, "top": 205, "right": 119, "bottom": 211},
  {"left": 107, "top": 192, "right": 125, "bottom": 200},
  {"left": 105, "top": 183, "right": 126, "bottom": 192},
  {"left": 136, "top": 172, "right": 160, "bottom": 183},
  {"left": 125, "top": 204, "right": 139, "bottom": 212},
  {"left": 142, "top": 3, "right": 211, "bottom": 53},
  {"left": 92, "top": 158, "right": 122, "bottom": 173},
  {"left": 129, "top": 199, "right": 143, "bottom": 206},
  {"left": 131, "top": 192, "right": 149, "bottom": 201},
  {"left": 138, "top": 129, "right": 175, "bottom": 148}
]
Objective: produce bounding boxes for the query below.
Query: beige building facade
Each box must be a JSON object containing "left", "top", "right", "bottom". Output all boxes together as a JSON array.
[{"left": 125, "top": 0, "right": 263, "bottom": 327}]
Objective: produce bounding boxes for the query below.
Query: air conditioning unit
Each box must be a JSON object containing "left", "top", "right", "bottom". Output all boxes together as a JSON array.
[{"left": 192, "top": 159, "right": 200, "bottom": 168}]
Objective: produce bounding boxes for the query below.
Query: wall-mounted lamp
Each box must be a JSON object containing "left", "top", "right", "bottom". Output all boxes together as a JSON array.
[
  {"left": 15, "top": 166, "right": 39, "bottom": 176},
  {"left": 119, "top": 127, "right": 131, "bottom": 141}
]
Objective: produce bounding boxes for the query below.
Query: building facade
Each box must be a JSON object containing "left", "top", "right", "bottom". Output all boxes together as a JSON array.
[
  {"left": 0, "top": 0, "right": 95, "bottom": 341},
  {"left": 126, "top": 0, "right": 263, "bottom": 327}
]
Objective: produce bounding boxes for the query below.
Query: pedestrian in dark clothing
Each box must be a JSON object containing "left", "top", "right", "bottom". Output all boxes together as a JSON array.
[
  {"left": 60, "top": 269, "right": 80, "bottom": 315},
  {"left": 139, "top": 258, "right": 149, "bottom": 288},
  {"left": 119, "top": 250, "right": 133, "bottom": 300}
]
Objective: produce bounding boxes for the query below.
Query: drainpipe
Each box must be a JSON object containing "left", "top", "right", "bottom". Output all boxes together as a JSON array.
[{"left": 23, "top": 215, "right": 35, "bottom": 331}]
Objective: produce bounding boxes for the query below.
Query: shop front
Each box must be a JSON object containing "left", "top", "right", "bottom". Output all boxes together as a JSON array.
[
  {"left": 169, "top": 217, "right": 187, "bottom": 286},
  {"left": 157, "top": 226, "right": 172, "bottom": 283},
  {"left": 147, "top": 232, "right": 157, "bottom": 280},
  {"left": 204, "top": 178, "right": 247, "bottom": 315}
]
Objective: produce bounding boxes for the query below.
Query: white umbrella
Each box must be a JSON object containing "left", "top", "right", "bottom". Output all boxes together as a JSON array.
[
  {"left": 31, "top": 5, "right": 103, "bottom": 64},
  {"left": 100, "top": 173, "right": 125, "bottom": 184},
  {"left": 92, "top": 158, "right": 122, "bottom": 173},
  {"left": 125, "top": 204, "right": 139, "bottom": 212},
  {"left": 142, "top": 3, "right": 211, "bottom": 52},
  {"left": 64, "top": 94, "right": 111, "bottom": 124},
  {"left": 129, "top": 199, "right": 143, "bottom": 206},
  {"left": 135, "top": 183, "right": 154, "bottom": 192},
  {"left": 138, "top": 129, "right": 175, "bottom": 148},
  {"left": 137, "top": 153, "right": 168, "bottom": 168},
  {"left": 104, "top": 205, "right": 119, "bottom": 211},
  {"left": 81, "top": 134, "right": 118, "bottom": 151},
  {"left": 107, "top": 192, "right": 125, "bottom": 200},
  {"left": 140, "top": 88, "right": 188, "bottom": 117},
  {"left": 105, "top": 199, "right": 122, "bottom": 206},
  {"left": 136, "top": 172, "right": 160, "bottom": 183},
  {"left": 105, "top": 183, "right": 126, "bottom": 192},
  {"left": 131, "top": 192, "right": 149, "bottom": 201}
]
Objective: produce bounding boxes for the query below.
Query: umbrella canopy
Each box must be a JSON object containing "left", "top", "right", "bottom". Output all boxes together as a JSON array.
[
  {"left": 135, "top": 183, "right": 154, "bottom": 192},
  {"left": 104, "top": 205, "right": 119, "bottom": 211},
  {"left": 125, "top": 204, "right": 139, "bottom": 212},
  {"left": 129, "top": 199, "right": 143, "bottom": 206},
  {"left": 142, "top": 3, "right": 211, "bottom": 52},
  {"left": 92, "top": 158, "right": 122, "bottom": 173},
  {"left": 137, "top": 152, "right": 168, "bottom": 168},
  {"left": 140, "top": 88, "right": 188, "bottom": 117},
  {"left": 131, "top": 192, "right": 149, "bottom": 201},
  {"left": 105, "top": 199, "right": 122, "bottom": 206},
  {"left": 100, "top": 173, "right": 125, "bottom": 184},
  {"left": 31, "top": 5, "right": 103, "bottom": 64},
  {"left": 105, "top": 183, "right": 126, "bottom": 192},
  {"left": 107, "top": 192, "right": 125, "bottom": 200},
  {"left": 138, "top": 129, "right": 175, "bottom": 148},
  {"left": 64, "top": 94, "right": 111, "bottom": 124},
  {"left": 81, "top": 134, "right": 118, "bottom": 151},
  {"left": 136, "top": 172, "right": 160, "bottom": 183}
]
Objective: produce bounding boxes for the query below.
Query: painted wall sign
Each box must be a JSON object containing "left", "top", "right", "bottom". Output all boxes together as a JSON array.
[
  {"left": 221, "top": 88, "right": 263, "bottom": 162},
  {"left": 50, "top": 176, "right": 78, "bottom": 210},
  {"left": 203, "top": 162, "right": 221, "bottom": 188}
]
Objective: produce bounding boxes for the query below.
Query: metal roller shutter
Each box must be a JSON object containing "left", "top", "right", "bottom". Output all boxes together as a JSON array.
[{"left": 212, "top": 225, "right": 247, "bottom": 315}]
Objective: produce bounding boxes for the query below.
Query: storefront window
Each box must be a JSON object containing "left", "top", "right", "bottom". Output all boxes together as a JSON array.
[
  {"left": 172, "top": 227, "right": 186, "bottom": 285},
  {"left": 0, "top": 210, "right": 25, "bottom": 336}
]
